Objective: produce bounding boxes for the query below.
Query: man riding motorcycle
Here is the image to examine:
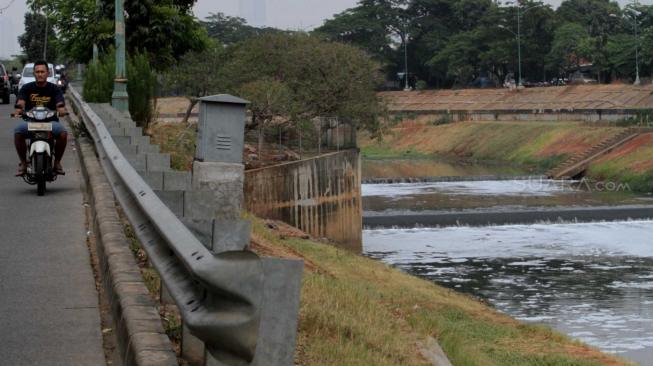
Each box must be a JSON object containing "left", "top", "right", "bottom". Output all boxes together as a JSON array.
[{"left": 13, "top": 60, "right": 68, "bottom": 176}]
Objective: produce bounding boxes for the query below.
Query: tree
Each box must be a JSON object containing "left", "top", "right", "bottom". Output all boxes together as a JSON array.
[
  {"left": 238, "top": 78, "right": 296, "bottom": 152},
  {"left": 18, "top": 12, "right": 58, "bottom": 62},
  {"left": 220, "top": 33, "right": 386, "bottom": 135},
  {"left": 201, "top": 12, "right": 281, "bottom": 46},
  {"left": 27, "top": 0, "right": 209, "bottom": 67},
  {"left": 314, "top": 0, "right": 408, "bottom": 81},
  {"left": 161, "top": 45, "right": 225, "bottom": 124},
  {"left": 546, "top": 23, "right": 590, "bottom": 77}
]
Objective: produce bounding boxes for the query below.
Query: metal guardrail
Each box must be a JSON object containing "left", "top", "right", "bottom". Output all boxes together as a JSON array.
[{"left": 68, "top": 86, "right": 265, "bottom": 363}]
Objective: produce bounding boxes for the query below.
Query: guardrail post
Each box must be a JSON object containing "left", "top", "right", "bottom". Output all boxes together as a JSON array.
[
  {"left": 183, "top": 95, "right": 251, "bottom": 364},
  {"left": 182, "top": 95, "right": 303, "bottom": 366}
]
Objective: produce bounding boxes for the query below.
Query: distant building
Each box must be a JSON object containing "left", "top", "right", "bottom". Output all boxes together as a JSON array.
[
  {"left": 239, "top": 0, "right": 266, "bottom": 27},
  {"left": 0, "top": 18, "right": 19, "bottom": 59}
]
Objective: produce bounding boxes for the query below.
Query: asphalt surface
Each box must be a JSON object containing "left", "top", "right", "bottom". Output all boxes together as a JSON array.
[{"left": 0, "top": 96, "right": 105, "bottom": 365}]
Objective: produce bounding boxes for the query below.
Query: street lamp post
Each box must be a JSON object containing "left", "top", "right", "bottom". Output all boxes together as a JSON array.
[
  {"left": 633, "top": 0, "right": 640, "bottom": 85},
  {"left": 93, "top": 0, "right": 100, "bottom": 62},
  {"left": 502, "top": 2, "right": 544, "bottom": 87},
  {"left": 111, "top": 0, "right": 129, "bottom": 111},
  {"left": 404, "top": 24, "right": 409, "bottom": 91}
]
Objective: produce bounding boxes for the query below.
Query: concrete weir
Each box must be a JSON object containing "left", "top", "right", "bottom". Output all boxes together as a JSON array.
[
  {"left": 244, "top": 150, "right": 363, "bottom": 252},
  {"left": 364, "top": 205, "right": 653, "bottom": 228}
]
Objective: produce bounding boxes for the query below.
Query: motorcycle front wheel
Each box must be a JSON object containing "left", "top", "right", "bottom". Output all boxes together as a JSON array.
[{"left": 34, "top": 153, "right": 46, "bottom": 196}]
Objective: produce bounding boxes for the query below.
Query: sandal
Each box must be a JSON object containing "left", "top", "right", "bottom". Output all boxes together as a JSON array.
[
  {"left": 15, "top": 163, "right": 28, "bottom": 177},
  {"left": 53, "top": 163, "right": 65, "bottom": 175}
]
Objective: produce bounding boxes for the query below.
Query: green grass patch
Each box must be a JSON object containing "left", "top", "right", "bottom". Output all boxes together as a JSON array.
[{"left": 148, "top": 122, "right": 196, "bottom": 171}]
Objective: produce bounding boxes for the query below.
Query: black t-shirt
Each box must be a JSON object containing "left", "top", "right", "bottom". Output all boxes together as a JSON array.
[{"left": 17, "top": 81, "right": 65, "bottom": 112}]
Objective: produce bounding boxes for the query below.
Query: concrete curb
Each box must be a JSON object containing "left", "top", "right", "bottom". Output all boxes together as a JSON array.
[{"left": 74, "top": 127, "right": 177, "bottom": 366}]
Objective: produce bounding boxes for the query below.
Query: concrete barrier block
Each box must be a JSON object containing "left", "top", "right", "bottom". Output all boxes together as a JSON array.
[
  {"left": 180, "top": 218, "right": 213, "bottom": 250},
  {"left": 212, "top": 219, "right": 251, "bottom": 252},
  {"left": 117, "top": 143, "right": 138, "bottom": 156},
  {"left": 183, "top": 191, "right": 216, "bottom": 220},
  {"left": 146, "top": 153, "right": 171, "bottom": 172},
  {"left": 137, "top": 143, "right": 160, "bottom": 154},
  {"left": 154, "top": 190, "right": 184, "bottom": 218},
  {"left": 109, "top": 126, "right": 126, "bottom": 136},
  {"left": 163, "top": 171, "right": 191, "bottom": 191},
  {"left": 142, "top": 171, "right": 164, "bottom": 190},
  {"left": 127, "top": 127, "right": 143, "bottom": 139},
  {"left": 124, "top": 153, "right": 146, "bottom": 172},
  {"left": 191, "top": 162, "right": 243, "bottom": 219},
  {"left": 112, "top": 136, "right": 131, "bottom": 147}
]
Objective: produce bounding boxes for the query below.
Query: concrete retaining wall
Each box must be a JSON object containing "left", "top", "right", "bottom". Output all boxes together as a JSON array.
[
  {"left": 244, "top": 150, "right": 363, "bottom": 252},
  {"left": 395, "top": 109, "right": 638, "bottom": 123}
]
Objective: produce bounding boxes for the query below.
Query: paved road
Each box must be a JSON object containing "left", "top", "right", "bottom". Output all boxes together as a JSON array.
[{"left": 0, "top": 96, "right": 105, "bottom": 365}]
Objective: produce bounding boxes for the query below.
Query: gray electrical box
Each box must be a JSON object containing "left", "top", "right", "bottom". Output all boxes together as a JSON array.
[{"left": 195, "top": 94, "right": 249, "bottom": 163}]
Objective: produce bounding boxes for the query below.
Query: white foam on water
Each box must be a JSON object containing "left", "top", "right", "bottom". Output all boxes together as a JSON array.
[
  {"left": 364, "top": 219, "right": 653, "bottom": 364},
  {"left": 364, "top": 220, "right": 653, "bottom": 259},
  {"left": 362, "top": 179, "right": 576, "bottom": 198}
]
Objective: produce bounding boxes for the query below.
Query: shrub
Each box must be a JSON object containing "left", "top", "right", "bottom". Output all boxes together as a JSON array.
[
  {"left": 82, "top": 50, "right": 156, "bottom": 128},
  {"left": 83, "top": 51, "right": 115, "bottom": 103},
  {"left": 127, "top": 52, "right": 156, "bottom": 129}
]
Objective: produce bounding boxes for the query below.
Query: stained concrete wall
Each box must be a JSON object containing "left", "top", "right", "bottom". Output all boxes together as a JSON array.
[
  {"left": 244, "top": 150, "right": 362, "bottom": 252},
  {"left": 395, "top": 109, "right": 638, "bottom": 123}
]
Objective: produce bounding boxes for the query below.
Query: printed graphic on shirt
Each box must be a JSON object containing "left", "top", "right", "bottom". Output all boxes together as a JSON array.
[{"left": 30, "top": 94, "right": 52, "bottom": 106}]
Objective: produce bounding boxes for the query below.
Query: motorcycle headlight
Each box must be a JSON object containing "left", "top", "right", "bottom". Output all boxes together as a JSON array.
[{"left": 33, "top": 110, "right": 47, "bottom": 120}]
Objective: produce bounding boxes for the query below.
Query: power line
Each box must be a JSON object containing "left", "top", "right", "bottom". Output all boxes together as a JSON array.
[{"left": 0, "top": 0, "right": 16, "bottom": 14}]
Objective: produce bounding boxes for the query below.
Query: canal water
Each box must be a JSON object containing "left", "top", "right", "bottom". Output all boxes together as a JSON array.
[{"left": 362, "top": 158, "right": 653, "bottom": 364}]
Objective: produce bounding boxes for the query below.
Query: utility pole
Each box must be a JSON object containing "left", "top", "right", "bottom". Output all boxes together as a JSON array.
[
  {"left": 111, "top": 0, "right": 129, "bottom": 111},
  {"left": 634, "top": 0, "right": 640, "bottom": 85},
  {"left": 93, "top": 0, "right": 100, "bottom": 62},
  {"left": 43, "top": 12, "right": 48, "bottom": 60},
  {"left": 404, "top": 24, "right": 409, "bottom": 91},
  {"left": 517, "top": 4, "right": 522, "bottom": 86}
]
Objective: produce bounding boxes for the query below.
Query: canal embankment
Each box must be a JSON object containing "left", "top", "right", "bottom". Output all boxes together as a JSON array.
[
  {"left": 360, "top": 120, "right": 653, "bottom": 192},
  {"left": 250, "top": 217, "right": 631, "bottom": 366}
]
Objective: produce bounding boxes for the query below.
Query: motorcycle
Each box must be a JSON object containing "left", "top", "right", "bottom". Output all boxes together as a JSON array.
[{"left": 14, "top": 106, "right": 63, "bottom": 196}]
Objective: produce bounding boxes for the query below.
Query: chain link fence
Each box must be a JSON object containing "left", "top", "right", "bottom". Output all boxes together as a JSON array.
[{"left": 243, "top": 117, "right": 357, "bottom": 169}]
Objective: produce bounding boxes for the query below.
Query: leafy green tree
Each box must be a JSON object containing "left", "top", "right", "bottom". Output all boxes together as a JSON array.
[
  {"left": 201, "top": 12, "right": 281, "bottom": 45},
  {"left": 220, "top": 33, "right": 385, "bottom": 135},
  {"left": 546, "top": 23, "right": 590, "bottom": 77},
  {"left": 27, "top": 0, "right": 209, "bottom": 67},
  {"left": 18, "top": 12, "right": 58, "bottom": 62},
  {"left": 161, "top": 45, "right": 225, "bottom": 124},
  {"left": 314, "top": 0, "right": 408, "bottom": 81}
]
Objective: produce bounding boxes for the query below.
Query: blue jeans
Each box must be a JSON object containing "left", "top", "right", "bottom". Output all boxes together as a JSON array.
[{"left": 14, "top": 121, "right": 67, "bottom": 136}]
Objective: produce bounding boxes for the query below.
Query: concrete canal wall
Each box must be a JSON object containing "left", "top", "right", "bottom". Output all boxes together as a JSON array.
[
  {"left": 244, "top": 150, "right": 362, "bottom": 252},
  {"left": 380, "top": 84, "right": 653, "bottom": 122},
  {"left": 364, "top": 205, "right": 653, "bottom": 228}
]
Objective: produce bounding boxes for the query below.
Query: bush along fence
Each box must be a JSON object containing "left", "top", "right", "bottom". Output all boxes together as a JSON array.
[{"left": 68, "top": 85, "right": 303, "bottom": 366}]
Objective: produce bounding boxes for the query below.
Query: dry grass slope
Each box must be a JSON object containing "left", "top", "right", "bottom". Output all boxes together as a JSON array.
[{"left": 251, "top": 218, "right": 633, "bottom": 366}]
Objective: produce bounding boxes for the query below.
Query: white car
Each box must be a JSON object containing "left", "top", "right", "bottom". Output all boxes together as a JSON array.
[{"left": 17, "top": 63, "right": 56, "bottom": 90}]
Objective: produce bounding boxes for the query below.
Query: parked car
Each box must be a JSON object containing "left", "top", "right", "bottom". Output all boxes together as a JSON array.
[
  {"left": 0, "top": 63, "right": 10, "bottom": 104},
  {"left": 17, "top": 62, "right": 56, "bottom": 91}
]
